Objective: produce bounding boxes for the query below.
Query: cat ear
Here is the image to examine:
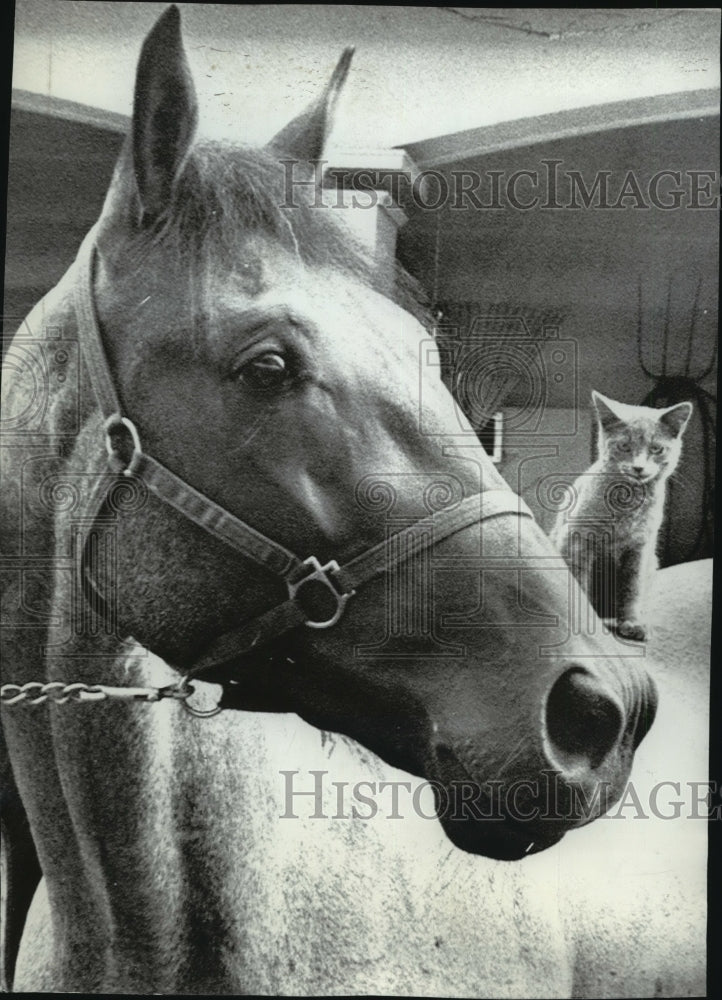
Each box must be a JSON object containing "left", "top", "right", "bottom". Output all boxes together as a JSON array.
[
  {"left": 659, "top": 401, "right": 693, "bottom": 437},
  {"left": 591, "top": 391, "right": 624, "bottom": 430}
]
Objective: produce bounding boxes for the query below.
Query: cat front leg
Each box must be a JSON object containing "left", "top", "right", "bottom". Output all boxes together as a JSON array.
[
  {"left": 615, "top": 544, "right": 656, "bottom": 641},
  {"left": 557, "top": 528, "right": 592, "bottom": 594}
]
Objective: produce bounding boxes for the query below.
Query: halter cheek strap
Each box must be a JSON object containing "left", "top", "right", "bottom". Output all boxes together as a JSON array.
[{"left": 74, "top": 235, "right": 534, "bottom": 680}]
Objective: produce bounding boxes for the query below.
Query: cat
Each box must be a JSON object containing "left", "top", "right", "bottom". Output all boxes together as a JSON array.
[{"left": 550, "top": 390, "right": 693, "bottom": 641}]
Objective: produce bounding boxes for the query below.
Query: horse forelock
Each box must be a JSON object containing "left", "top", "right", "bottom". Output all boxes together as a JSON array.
[{"left": 103, "top": 139, "right": 431, "bottom": 341}]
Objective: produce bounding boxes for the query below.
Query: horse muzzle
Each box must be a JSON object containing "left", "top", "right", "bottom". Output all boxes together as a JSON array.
[{"left": 426, "top": 661, "right": 658, "bottom": 861}]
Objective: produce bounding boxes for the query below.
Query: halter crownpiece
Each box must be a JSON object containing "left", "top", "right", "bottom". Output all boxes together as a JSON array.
[{"left": 73, "top": 232, "right": 534, "bottom": 686}]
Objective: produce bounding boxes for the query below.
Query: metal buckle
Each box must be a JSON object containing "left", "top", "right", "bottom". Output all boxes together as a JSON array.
[
  {"left": 288, "top": 556, "right": 354, "bottom": 629},
  {"left": 104, "top": 414, "right": 143, "bottom": 477}
]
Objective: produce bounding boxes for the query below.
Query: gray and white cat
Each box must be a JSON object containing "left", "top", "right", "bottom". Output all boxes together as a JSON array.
[{"left": 550, "top": 390, "right": 693, "bottom": 641}]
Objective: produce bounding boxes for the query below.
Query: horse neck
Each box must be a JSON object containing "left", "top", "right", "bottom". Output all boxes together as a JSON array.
[
  {"left": 38, "top": 645, "right": 409, "bottom": 993},
  {"left": 64, "top": 653, "right": 254, "bottom": 991},
  {"left": 13, "top": 639, "right": 283, "bottom": 992},
  {"left": 0, "top": 274, "right": 236, "bottom": 990}
]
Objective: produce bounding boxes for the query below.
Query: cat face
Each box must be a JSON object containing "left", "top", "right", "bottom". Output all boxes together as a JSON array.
[{"left": 592, "top": 391, "right": 693, "bottom": 484}]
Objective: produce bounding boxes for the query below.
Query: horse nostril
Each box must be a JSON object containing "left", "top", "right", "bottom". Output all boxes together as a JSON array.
[{"left": 545, "top": 667, "right": 624, "bottom": 771}]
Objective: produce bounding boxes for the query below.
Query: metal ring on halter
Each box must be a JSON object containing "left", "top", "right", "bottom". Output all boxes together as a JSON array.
[
  {"left": 173, "top": 675, "right": 224, "bottom": 718},
  {"left": 104, "top": 414, "right": 143, "bottom": 477},
  {"left": 288, "top": 556, "right": 354, "bottom": 629}
]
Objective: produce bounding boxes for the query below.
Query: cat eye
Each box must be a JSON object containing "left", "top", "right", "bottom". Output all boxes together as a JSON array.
[
  {"left": 649, "top": 444, "right": 664, "bottom": 455},
  {"left": 617, "top": 441, "right": 632, "bottom": 452}
]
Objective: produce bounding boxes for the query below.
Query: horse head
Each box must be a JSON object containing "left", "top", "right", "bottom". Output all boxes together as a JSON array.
[{"left": 66, "top": 5, "right": 655, "bottom": 861}]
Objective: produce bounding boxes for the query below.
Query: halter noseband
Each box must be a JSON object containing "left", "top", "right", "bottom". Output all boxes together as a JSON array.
[{"left": 74, "top": 234, "right": 533, "bottom": 683}]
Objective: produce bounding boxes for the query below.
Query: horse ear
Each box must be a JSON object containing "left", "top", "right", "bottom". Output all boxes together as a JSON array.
[
  {"left": 591, "top": 390, "right": 624, "bottom": 430},
  {"left": 132, "top": 5, "right": 198, "bottom": 224},
  {"left": 267, "top": 48, "right": 354, "bottom": 160},
  {"left": 659, "top": 401, "right": 693, "bottom": 437}
]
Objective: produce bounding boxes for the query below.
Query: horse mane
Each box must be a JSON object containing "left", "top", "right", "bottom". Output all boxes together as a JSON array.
[{"left": 119, "top": 139, "right": 432, "bottom": 331}]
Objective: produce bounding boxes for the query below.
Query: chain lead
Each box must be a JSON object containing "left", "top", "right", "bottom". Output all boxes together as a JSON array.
[{"left": 0, "top": 680, "right": 196, "bottom": 708}]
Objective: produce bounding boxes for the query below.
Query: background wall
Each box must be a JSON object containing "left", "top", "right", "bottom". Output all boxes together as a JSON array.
[
  {"left": 396, "top": 112, "right": 718, "bottom": 566},
  {"left": 3, "top": 112, "right": 123, "bottom": 327},
  {"left": 399, "top": 118, "right": 719, "bottom": 404},
  {"left": 11, "top": 4, "right": 720, "bottom": 149}
]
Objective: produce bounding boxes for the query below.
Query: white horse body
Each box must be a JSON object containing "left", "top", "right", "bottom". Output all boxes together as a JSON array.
[{"left": 15, "top": 560, "right": 709, "bottom": 996}]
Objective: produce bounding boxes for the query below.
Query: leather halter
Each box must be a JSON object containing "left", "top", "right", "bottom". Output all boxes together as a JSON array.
[{"left": 74, "top": 233, "right": 534, "bottom": 683}]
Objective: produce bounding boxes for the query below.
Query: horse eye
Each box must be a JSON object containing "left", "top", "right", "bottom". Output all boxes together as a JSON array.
[{"left": 237, "top": 352, "right": 288, "bottom": 390}]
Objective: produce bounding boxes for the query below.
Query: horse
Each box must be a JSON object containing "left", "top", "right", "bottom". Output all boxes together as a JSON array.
[{"left": 1, "top": 5, "right": 690, "bottom": 993}]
